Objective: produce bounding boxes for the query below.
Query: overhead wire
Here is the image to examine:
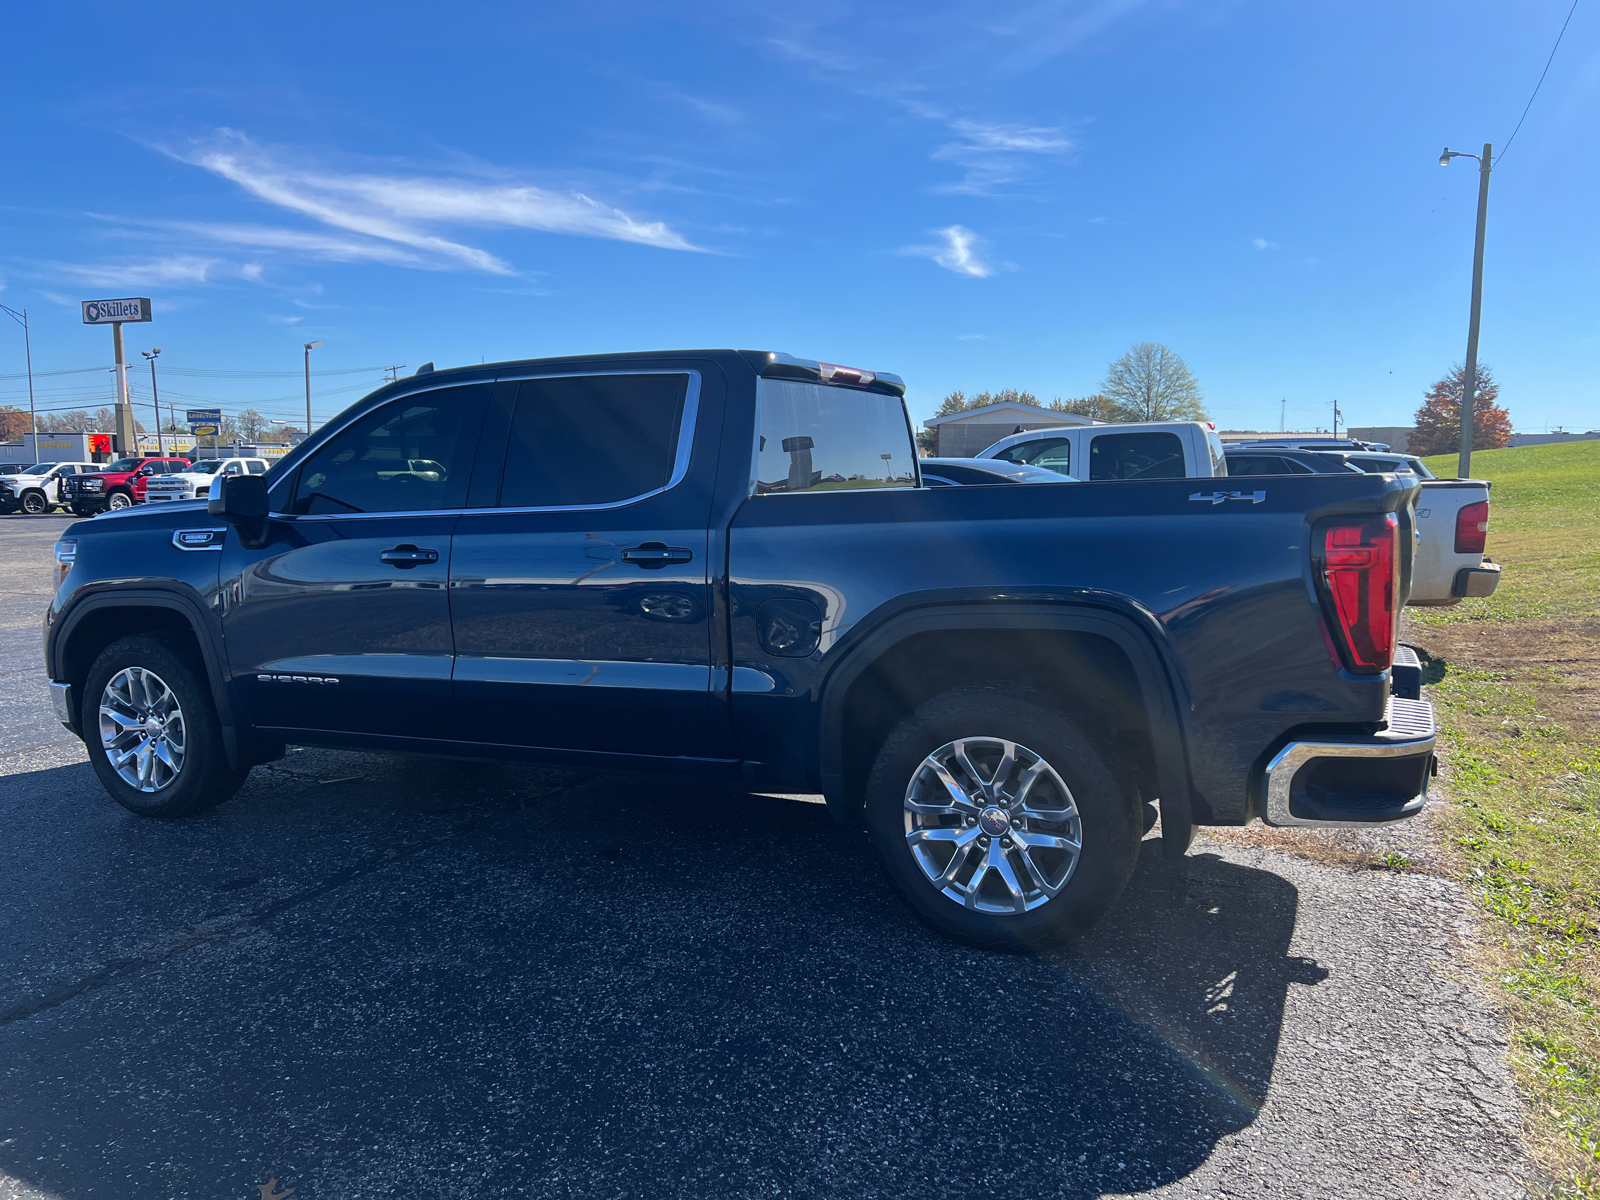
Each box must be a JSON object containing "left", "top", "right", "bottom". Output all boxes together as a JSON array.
[{"left": 1497, "top": 0, "right": 1581, "bottom": 164}]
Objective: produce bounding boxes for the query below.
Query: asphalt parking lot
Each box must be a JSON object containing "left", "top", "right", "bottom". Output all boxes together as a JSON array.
[{"left": 0, "top": 514, "right": 1537, "bottom": 1199}]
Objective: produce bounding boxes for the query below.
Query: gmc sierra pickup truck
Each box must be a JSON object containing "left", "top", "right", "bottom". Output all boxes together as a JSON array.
[{"left": 44, "top": 350, "right": 1436, "bottom": 947}]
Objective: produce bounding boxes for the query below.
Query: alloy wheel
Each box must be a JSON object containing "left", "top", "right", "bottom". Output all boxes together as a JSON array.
[
  {"left": 21, "top": 492, "right": 47, "bottom": 514},
  {"left": 98, "top": 666, "right": 186, "bottom": 792},
  {"left": 903, "top": 736, "right": 1083, "bottom": 914},
  {"left": 107, "top": 492, "right": 133, "bottom": 510}
]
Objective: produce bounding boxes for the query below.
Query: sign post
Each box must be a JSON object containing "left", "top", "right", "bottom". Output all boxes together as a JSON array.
[{"left": 82, "top": 298, "right": 151, "bottom": 455}]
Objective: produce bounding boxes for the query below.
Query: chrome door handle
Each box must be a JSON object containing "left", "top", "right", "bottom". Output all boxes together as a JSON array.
[
  {"left": 379, "top": 544, "right": 439, "bottom": 569},
  {"left": 621, "top": 543, "right": 693, "bottom": 570}
]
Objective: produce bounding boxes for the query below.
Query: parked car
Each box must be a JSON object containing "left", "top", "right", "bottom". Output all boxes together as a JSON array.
[
  {"left": 979, "top": 421, "right": 1226, "bottom": 480},
  {"left": 63, "top": 456, "right": 193, "bottom": 515},
  {"left": 46, "top": 350, "right": 1435, "bottom": 948},
  {"left": 1343, "top": 452, "right": 1436, "bottom": 477},
  {"left": 0, "top": 462, "right": 97, "bottom": 514},
  {"left": 1230, "top": 436, "right": 1392, "bottom": 453},
  {"left": 919, "top": 457, "right": 1077, "bottom": 486},
  {"left": 1223, "top": 447, "right": 1364, "bottom": 476},
  {"left": 144, "top": 457, "right": 270, "bottom": 504}
]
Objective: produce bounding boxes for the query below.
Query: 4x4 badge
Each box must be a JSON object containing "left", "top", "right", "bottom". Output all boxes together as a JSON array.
[{"left": 1189, "top": 490, "right": 1266, "bottom": 505}]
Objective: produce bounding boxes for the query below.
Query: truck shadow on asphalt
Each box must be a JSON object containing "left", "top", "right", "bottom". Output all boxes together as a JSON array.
[{"left": 0, "top": 752, "right": 1329, "bottom": 1199}]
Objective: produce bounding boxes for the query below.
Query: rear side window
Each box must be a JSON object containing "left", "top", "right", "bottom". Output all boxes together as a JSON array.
[
  {"left": 293, "top": 386, "right": 484, "bottom": 514},
  {"left": 754, "top": 379, "right": 915, "bottom": 493},
  {"left": 247, "top": 461, "right": 268, "bottom": 474},
  {"left": 498, "top": 373, "right": 689, "bottom": 508},
  {"left": 1227, "top": 456, "right": 1284, "bottom": 476},
  {"left": 1089, "top": 432, "right": 1185, "bottom": 481},
  {"left": 993, "top": 437, "right": 1070, "bottom": 476}
]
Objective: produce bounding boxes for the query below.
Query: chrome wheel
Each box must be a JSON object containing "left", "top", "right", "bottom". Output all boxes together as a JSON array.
[
  {"left": 98, "top": 666, "right": 186, "bottom": 792},
  {"left": 107, "top": 492, "right": 134, "bottom": 510},
  {"left": 904, "top": 736, "right": 1082, "bottom": 914}
]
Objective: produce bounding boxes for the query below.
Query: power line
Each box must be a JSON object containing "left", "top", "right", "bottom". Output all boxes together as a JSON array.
[{"left": 1499, "top": 0, "right": 1581, "bottom": 163}]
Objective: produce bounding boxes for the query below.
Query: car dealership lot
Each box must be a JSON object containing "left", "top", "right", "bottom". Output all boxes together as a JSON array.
[{"left": 0, "top": 517, "right": 1534, "bottom": 1199}]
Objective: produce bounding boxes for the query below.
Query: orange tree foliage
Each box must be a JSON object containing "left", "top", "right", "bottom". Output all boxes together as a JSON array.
[
  {"left": 1410, "top": 364, "right": 1512, "bottom": 456},
  {"left": 0, "top": 407, "right": 32, "bottom": 441}
]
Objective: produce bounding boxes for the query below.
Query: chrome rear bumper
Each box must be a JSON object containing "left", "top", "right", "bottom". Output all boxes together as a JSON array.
[{"left": 1262, "top": 696, "right": 1436, "bottom": 828}]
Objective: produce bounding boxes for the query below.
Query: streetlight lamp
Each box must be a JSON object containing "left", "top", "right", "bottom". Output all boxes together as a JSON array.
[
  {"left": 1440, "top": 144, "right": 1493, "bottom": 479},
  {"left": 0, "top": 304, "right": 37, "bottom": 448},
  {"left": 303, "top": 340, "right": 322, "bottom": 435},
  {"left": 141, "top": 348, "right": 162, "bottom": 454}
]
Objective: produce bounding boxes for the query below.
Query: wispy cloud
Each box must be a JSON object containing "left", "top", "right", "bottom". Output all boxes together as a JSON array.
[
  {"left": 157, "top": 131, "right": 701, "bottom": 275},
  {"left": 902, "top": 226, "right": 993, "bottom": 278},
  {"left": 47, "top": 255, "right": 266, "bottom": 290},
  {"left": 1253, "top": 237, "right": 1279, "bottom": 251},
  {"left": 931, "top": 119, "right": 1072, "bottom": 195},
  {"left": 266, "top": 314, "right": 304, "bottom": 324},
  {"left": 94, "top": 215, "right": 430, "bottom": 267}
]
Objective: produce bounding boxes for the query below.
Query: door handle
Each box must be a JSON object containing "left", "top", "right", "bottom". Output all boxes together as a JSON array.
[
  {"left": 621, "top": 543, "right": 693, "bottom": 570},
  {"left": 379, "top": 544, "right": 439, "bottom": 569}
]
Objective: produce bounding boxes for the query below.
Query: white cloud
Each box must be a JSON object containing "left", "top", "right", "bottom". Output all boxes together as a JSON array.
[
  {"left": 266, "top": 314, "right": 304, "bottom": 324},
  {"left": 1253, "top": 237, "right": 1279, "bottom": 250},
  {"left": 902, "top": 226, "right": 993, "bottom": 278},
  {"left": 158, "top": 131, "right": 701, "bottom": 275},
  {"left": 46, "top": 255, "right": 266, "bottom": 290},
  {"left": 931, "top": 119, "right": 1071, "bottom": 195}
]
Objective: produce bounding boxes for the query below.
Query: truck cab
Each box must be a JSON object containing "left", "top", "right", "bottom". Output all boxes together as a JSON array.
[{"left": 978, "top": 421, "right": 1227, "bottom": 480}]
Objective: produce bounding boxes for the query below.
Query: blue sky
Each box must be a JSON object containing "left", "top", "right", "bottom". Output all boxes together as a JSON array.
[{"left": 1, "top": 1, "right": 1595, "bottom": 435}]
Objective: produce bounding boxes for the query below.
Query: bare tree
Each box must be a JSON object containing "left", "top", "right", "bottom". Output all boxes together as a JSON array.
[
  {"left": 237, "top": 408, "right": 268, "bottom": 440},
  {"left": 1100, "top": 343, "right": 1206, "bottom": 421}
]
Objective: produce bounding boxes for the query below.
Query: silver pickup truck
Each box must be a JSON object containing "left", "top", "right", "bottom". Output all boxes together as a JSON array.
[{"left": 1407, "top": 478, "right": 1499, "bottom": 605}]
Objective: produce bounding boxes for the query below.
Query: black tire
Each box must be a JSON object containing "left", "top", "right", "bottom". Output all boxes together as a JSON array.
[
  {"left": 70, "top": 503, "right": 95, "bottom": 518},
  {"left": 82, "top": 634, "right": 248, "bottom": 817},
  {"left": 20, "top": 489, "right": 50, "bottom": 515},
  {"left": 864, "top": 687, "right": 1140, "bottom": 950}
]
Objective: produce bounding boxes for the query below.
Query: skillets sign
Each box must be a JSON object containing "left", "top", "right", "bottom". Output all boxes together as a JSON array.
[{"left": 81, "top": 297, "right": 152, "bottom": 324}]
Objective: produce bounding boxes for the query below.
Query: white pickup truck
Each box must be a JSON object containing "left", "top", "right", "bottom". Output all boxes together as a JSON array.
[
  {"left": 1407, "top": 479, "right": 1499, "bottom": 605},
  {"left": 142, "top": 457, "right": 270, "bottom": 503},
  {"left": 979, "top": 421, "right": 1227, "bottom": 479},
  {"left": 0, "top": 462, "right": 98, "bottom": 514}
]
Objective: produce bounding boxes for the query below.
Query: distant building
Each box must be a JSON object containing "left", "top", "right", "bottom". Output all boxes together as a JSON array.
[
  {"left": 1346, "top": 426, "right": 1414, "bottom": 453},
  {"left": 922, "top": 402, "right": 1094, "bottom": 457},
  {"left": 1507, "top": 430, "right": 1600, "bottom": 448}
]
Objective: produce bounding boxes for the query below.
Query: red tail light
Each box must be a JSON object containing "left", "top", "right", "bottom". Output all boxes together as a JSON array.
[
  {"left": 1454, "top": 500, "right": 1489, "bottom": 554},
  {"left": 1319, "top": 514, "right": 1398, "bottom": 672}
]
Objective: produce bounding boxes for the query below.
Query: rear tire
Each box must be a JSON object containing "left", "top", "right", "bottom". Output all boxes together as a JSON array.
[
  {"left": 83, "top": 634, "right": 248, "bottom": 817},
  {"left": 865, "top": 687, "right": 1140, "bottom": 950}
]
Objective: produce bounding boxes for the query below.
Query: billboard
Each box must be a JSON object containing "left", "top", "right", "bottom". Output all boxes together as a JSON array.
[
  {"left": 187, "top": 408, "right": 223, "bottom": 436},
  {"left": 81, "top": 298, "right": 153, "bottom": 324}
]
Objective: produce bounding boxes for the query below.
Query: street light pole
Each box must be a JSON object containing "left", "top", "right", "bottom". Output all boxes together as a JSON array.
[
  {"left": 142, "top": 348, "right": 162, "bottom": 454},
  {"left": 1441, "top": 143, "right": 1493, "bottom": 479},
  {"left": 303, "top": 340, "right": 322, "bottom": 436},
  {"left": 0, "top": 305, "right": 37, "bottom": 447}
]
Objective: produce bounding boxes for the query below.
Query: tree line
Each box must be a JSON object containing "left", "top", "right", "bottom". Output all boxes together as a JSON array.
[{"left": 0, "top": 405, "right": 300, "bottom": 444}]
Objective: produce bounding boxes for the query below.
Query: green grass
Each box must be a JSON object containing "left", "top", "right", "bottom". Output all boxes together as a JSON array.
[
  {"left": 1409, "top": 439, "right": 1600, "bottom": 1196},
  {"left": 1416, "top": 440, "right": 1600, "bottom": 627}
]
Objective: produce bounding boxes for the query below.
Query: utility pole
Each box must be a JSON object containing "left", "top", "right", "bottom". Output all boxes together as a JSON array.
[
  {"left": 1441, "top": 144, "right": 1493, "bottom": 479},
  {"left": 0, "top": 305, "right": 37, "bottom": 447},
  {"left": 304, "top": 340, "right": 322, "bottom": 435},
  {"left": 142, "top": 348, "right": 162, "bottom": 454},
  {"left": 1279, "top": 397, "right": 1285, "bottom": 434}
]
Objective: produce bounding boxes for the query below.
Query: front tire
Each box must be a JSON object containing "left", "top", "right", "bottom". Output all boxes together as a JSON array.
[
  {"left": 70, "top": 503, "right": 95, "bottom": 518},
  {"left": 83, "top": 634, "right": 247, "bottom": 817},
  {"left": 106, "top": 490, "right": 135, "bottom": 510},
  {"left": 865, "top": 687, "right": 1140, "bottom": 950},
  {"left": 20, "top": 489, "right": 50, "bottom": 514}
]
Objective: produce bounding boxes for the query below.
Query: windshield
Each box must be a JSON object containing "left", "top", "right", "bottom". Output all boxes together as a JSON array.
[
  {"left": 20, "top": 463, "right": 57, "bottom": 475},
  {"left": 187, "top": 461, "right": 226, "bottom": 474},
  {"left": 104, "top": 458, "right": 142, "bottom": 473}
]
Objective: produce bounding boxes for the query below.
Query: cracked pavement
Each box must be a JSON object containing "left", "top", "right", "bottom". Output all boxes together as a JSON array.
[{"left": 0, "top": 518, "right": 1537, "bottom": 1198}]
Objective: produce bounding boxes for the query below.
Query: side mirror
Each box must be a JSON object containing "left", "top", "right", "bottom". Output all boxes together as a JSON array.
[{"left": 208, "top": 474, "right": 271, "bottom": 548}]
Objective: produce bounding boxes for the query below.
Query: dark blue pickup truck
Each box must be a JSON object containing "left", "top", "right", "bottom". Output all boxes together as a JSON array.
[{"left": 43, "top": 350, "right": 1435, "bottom": 946}]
